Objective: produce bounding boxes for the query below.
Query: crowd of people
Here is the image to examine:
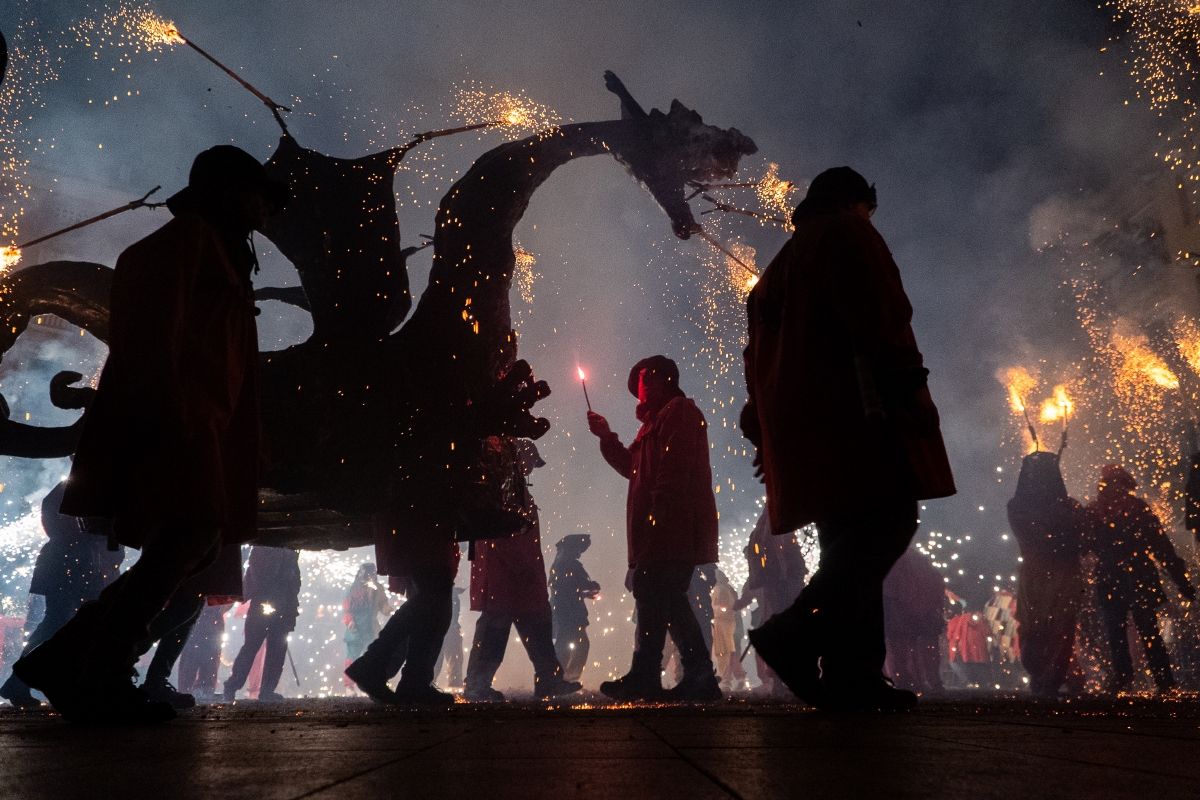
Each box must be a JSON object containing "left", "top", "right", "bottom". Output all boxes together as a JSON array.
[{"left": 0, "top": 145, "right": 1191, "bottom": 723}]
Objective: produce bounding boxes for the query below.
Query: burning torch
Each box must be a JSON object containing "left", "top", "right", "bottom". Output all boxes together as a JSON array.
[{"left": 577, "top": 366, "right": 592, "bottom": 412}]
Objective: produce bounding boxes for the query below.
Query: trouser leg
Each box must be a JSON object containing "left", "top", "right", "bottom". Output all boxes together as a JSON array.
[
  {"left": 445, "top": 630, "right": 464, "bottom": 686},
  {"left": 662, "top": 571, "right": 715, "bottom": 680},
  {"left": 48, "top": 524, "right": 222, "bottom": 682},
  {"left": 2, "top": 593, "right": 77, "bottom": 695},
  {"left": 144, "top": 594, "right": 205, "bottom": 683},
  {"left": 226, "top": 603, "right": 270, "bottom": 692},
  {"left": 514, "top": 608, "right": 563, "bottom": 681},
  {"left": 1131, "top": 602, "right": 1173, "bottom": 689},
  {"left": 630, "top": 565, "right": 676, "bottom": 679},
  {"left": 1100, "top": 599, "right": 1134, "bottom": 683},
  {"left": 260, "top": 623, "right": 290, "bottom": 694},
  {"left": 465, "top": 612, "right": 512, "bottom": 691},
  {"left": 397, "top": 566, "right": 454, "bottom": 688},
  {"left": 784, "top": 499, "right": 916, "bottom": 684}
]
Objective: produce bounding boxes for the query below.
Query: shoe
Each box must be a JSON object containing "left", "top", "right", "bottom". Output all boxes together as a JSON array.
[
  {"left": 747, "top": 615, "right": 825, "bottom": 707},
  {"left": 599, "top": 673, "right": 664, "bottom": 703},
  {"left": 664, "top": 672, "right": 723, "bottom": 703},
  {"left": 222, "top": 681, "right": 237, "bottom": 703},
  {"left": 463, "top": 686, "right": 506, "bottom": 702},
  {"left": 824, "top": 675, "right": 918, "bottom": 712},
  {"left": 534, "top": 676, "right": 582, "bottom": 700},
  {"left": 257, "top": 691, "right": 286, "bottom": 703},
  {"left": 86, "top": 679, "right": 177, "bottom": 724},
  {"left": 345, "top": 657, "right": 398, "bottom": 705},
  {"left": 392, "top": 683, "right": 456, "bottom": 707},
  {"left": 141, "top": 677, "right": 196, "bottom": 709},
  {"left": 12, "top": 641, "right": 89, "bottom": 719},
  {"left": 0, "top": 675, "right": 42, "bottom": 709}
]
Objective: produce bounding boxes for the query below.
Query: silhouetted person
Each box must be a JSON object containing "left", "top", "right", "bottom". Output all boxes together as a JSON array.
[
  {"left": 739, "top": 510, "right": 807, "bottom": 695},
  {"left": 882, "top": 547, "right": 945, "bottom": 694},
  {"left": 710, "top": 570, "right": 746, "bottom": 691},
  {"left": 13, "top": 145, "right": 287, "bottom": 722},
  {"left": 1087, "top": 464, "right": 1195, "bottom": 694},
  {"left": 343, "top": 563, "right": 389, "bottom": 664},
  {"left": 177, "top": 602, "right": 229, "bottom": 701},
  {"left": 549, "top": 533, "right": 600, "bottom": 684},
  {"left": 1006, "top": 452, "right": 1087, "bottom": 698},
  {"left": 0, "top": 482, "right": 123, "bottom": 708},
  {"left": 464, "top": 441, "right": 579, "bottom": 701},
  {"left": 742, "top": 167, "right": 956, "bottom": 711},
  {"left": 223, "top": 546, "right": 301, "bottom": 702},
  {"left": 344, "top": 515, "right": 459, "bottom": 706},
  {"left": 588, "top": 355, "right": 722, "bottom": 702}
]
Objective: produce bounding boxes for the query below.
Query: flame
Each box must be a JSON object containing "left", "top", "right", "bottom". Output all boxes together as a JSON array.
[
  {"left": 1, "top": 246, "right": 21, "bottom": 271},
  {"left": 725, "top": 241, "right": 758, "bottom": 303},
  {"left": 1111, "top": 330, "right": 1179, "bottom": 389},
  {"left": 577, "top": 367, "right": 586, "bottom": 382},
  {"left": 998, "top": 366, "right": 1038, "bottom": 414},
  {"left": 73, "top": 5, "right": 185, "bottom": 55},
  {"left": 1174, "top": 317, "right": 1200, "bottom": 375},
  {"left": 1038, "top": 385, "right": 1074, "bottom": 423},
  {"left": 138, "top": 13, "right": 184, "bottom": 47}
]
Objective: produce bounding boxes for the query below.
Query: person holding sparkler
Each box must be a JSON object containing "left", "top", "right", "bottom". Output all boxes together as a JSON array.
[
  {"left": 587, "top": 355, "right": 722, "bottom": 703},
  {"left": 12, "top": 145, "right": 288, "bottom": 723},
  {"left": 742, "top": 167, "right": 956, "bottom": 711}
]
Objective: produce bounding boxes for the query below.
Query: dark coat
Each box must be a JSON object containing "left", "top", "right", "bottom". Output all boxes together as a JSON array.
[
  {"left": 599, "top": 396, "right": 719, "bottom": 568},
  {"left": 29, "top": 482, "right": 123, "bottom": 600},
  {"left": 743, "top": 211, "right": 955, "bottom": 532},
  {"left": 242, "top": 546, "right": 301, "bottom": 622},
  {"left": 469, "top": 509, "right": 550, "bottom": 616},
  {"left": 1087, "top": 489, "right": 1190, "bottom": 608},
  {"left": 549, "top": 555, "right": 599, "bottom": 629},
  {"left": 61, "top": 211, "right": 261, "bottom": 547}
]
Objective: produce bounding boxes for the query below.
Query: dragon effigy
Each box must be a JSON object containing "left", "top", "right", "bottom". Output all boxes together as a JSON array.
[{"left": 0, "top": 73, "right": 756, "bottom": 548}]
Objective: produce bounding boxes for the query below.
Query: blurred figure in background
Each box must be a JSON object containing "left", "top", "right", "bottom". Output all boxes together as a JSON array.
[
  {"left": 549, "top": 534, "right": 600, "bottom": 685},
  {"left": 223, "top": 546, "right": 301, "bottom": 702}
]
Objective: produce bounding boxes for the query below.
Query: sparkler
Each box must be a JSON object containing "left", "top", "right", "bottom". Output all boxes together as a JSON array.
[
  {"left": 697, "top": 229, "right": 759, "bottom": 280},
  {"left": 452, "top": 83, "right": 562, "bottom": 141},
  {"left": 3, "top": 186, "right": 161, "bottom": 262},
  {"left": 577, "top": 366, "right": 592, "bottom": 412}
]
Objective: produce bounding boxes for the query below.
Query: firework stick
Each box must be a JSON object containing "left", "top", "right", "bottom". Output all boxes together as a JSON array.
[
  {"left": 178, "top": 36, "right": 290, "bottom": 129},
  {"left": 582, "top": 379, "right": 593, "bottom": 412},
  {"left": 697, "top": 229, "right": 758, "bottom": 279},
  {"left": 16, "top": 186, "right": 161, "bottom": 250},
  {"left": 1023, "top": 407, "right": 1039, "bottom": 451}
]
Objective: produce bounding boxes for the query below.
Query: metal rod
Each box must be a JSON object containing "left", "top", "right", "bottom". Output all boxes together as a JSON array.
[
  {"left": 697, "top": 229, "right": 758, "bottom": 278},
  {"left": 15, "top": 186, "right": 161, "bottom": 250}
]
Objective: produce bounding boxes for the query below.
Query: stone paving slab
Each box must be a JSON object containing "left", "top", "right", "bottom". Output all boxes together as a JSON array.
[{"left": 1, "top": 696, "right": 1199, "bottom": 799}]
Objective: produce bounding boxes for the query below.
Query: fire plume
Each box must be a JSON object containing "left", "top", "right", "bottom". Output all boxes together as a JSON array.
[
  {"left": 453, "top": 83, "right": 561, "bottom": 140},
  {"left": 999, "top": 366, "right": 1038, "bottom": 415},
  {"left": 1, "top": 247, "right": 21, "bottom": 271},
  {"left": 756, "top": 163, "right": 797, "bottom": 219},
  {"left": 1111, "top": 330, "right": 1179, "bottom": 390}
]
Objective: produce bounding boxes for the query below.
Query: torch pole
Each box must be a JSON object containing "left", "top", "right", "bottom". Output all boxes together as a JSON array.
[
  {"left": 15, "top": 186, "right": 162, "bottom": 250},
  {"left": 180, "top": 36, "right": 291, "bottom": 131},
  {"left": 581, "top": 379, "right": 593, "bottom": 413}
]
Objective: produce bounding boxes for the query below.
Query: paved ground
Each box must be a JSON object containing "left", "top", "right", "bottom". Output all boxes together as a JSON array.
[{"left": 1, "top": 694, "right": 1199, "bottom": 799}]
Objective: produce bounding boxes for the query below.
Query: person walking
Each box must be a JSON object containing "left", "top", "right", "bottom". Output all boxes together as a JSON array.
[
  {"left": 13, "top": 145, "right": 287, "bottom": 722},
  {"left": 742, "top": 167, "right": 956, "bottom": 711},
  {"left": 588, "top": 355, "right": 722, "bottom": 702},
  {"left": 549, "top": 533, "right": 600, "bottom": 684},
  {"left": 223, "top": 546, "right": 302, "bottom": 702}
]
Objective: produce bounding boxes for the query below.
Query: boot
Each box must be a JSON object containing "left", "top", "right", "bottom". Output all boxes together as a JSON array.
[
  {"left": 12, "top": 639, "right": 88, "bottom": 719},
  {"left": 599, "top": 671, "right": 663, "bottom": 703},
  {"left": 0, "top": 674, "right": 41, "bottom": 709},
  {"left": 664, "top": 671, "right": 722, "bottom": 703},
  {"left": 345, "top": 656, "right": 398, "bottom": 705},
  {"left": 463, "top": 686, "right": 505, "bottom": 702},
  {"left": 392, "top": 683, "right": 455, "bottom": 707},
  {"left": 747, "top": 613, "right": 826, "bottom": 707},
  {"left": 823, "top": 675, "right": 918, "bottom": 712},
  {"left": 257, "top": 690, "right": 286, "bottom": 703},
  {"left": 141, "top": 676, "right": 196, "bottom": 709},
  {"left": 534, "top": 675, "right": 582, "bottom": 700},
  {"left": 85, "top": 678, "right": 177, "bottom": 725}
]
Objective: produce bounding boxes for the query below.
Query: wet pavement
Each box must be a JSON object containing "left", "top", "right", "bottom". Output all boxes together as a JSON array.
[{"left": 1, "top": 694, "right": 1198, "bottom": 798}]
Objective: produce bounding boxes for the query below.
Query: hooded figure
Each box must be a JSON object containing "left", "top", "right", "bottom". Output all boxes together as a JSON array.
[
  {"left": 1087, "top": 464, "right": 1196, "bottom": 693},
  {"left": 588, "top": 355, "right": 722, "bottom": 702},
  {"left": 1006, "top": 451, "right": 1086, "bottom": 698},
  {"left": 548, "top": 533, "right": 600, "bottom": 684},
  {"left": 13, "top": 145, "right": 286, "bottom": 723},
  {"left": 742, "top": 167, "right": 955, "bottom": 712}
]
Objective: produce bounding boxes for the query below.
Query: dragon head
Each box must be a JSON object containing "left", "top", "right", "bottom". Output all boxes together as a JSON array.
[{"left": 606, "top": 73, "right": 757, "bottom": 239}]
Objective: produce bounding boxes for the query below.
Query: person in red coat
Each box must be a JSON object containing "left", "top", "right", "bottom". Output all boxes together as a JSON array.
[
  {"left": 463, "top": 443, "right": 580, "bottom": 701},
  {"left": 13, "top": 145, "right": 287, "bottom": 723},
  {"left": 742, "top": 167, "right": 955, "bottom": 711},
  {"left": 588, "top": 355, "right": 721, "bottom": 702}
]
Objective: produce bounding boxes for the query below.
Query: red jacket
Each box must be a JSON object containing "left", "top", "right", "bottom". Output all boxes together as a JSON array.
[
  {"left": 600, "top": 395, "right": 719, "bottom": 568},
  {"left": 743, "top": 211, "right": 955, "bottom": 532},
  {"left": 470, "top": 510, "right": 551, "bottom": 615},
  {"left": 62, "top": 212, "right": 261, "bottom": 546}
]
